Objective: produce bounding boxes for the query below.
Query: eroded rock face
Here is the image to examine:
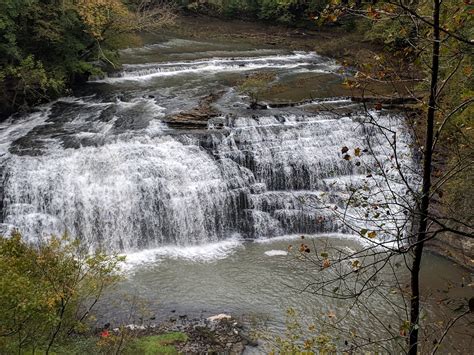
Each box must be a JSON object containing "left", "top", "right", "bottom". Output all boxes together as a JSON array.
[
  {"left": 427, "top": 235, "right": 474, "bottom": 270},
  {"left": 163, "top": 92, "right": 225, "bottom": 129}
]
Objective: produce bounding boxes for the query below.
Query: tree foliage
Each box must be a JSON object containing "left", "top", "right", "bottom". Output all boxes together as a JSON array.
[
  {"left": 0, "top": 0, "right": 175, "bottom": 117},
  {"left": 182, "top": 0, "right": 329, "bottom": 25},
  {"left": 0, "top": 232, "right": 124, "bottom": 354}
]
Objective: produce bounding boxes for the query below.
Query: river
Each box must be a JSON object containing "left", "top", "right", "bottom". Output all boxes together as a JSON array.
[{"left": 0, "top": 22, "right": 471, "bottom": 352}]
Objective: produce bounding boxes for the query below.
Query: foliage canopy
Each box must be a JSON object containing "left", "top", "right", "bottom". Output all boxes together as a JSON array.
[{"left": 0, "top": 0, "right": 174, "bottom": 116}]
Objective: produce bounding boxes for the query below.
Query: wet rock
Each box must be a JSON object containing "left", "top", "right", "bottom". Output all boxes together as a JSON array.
[
  {"left": 248, "top": 102, "right": 268, "bottom": 110},
  {"left": 232, "top": 342, "right": 245, "bottom": 353},
  {"left": 163, "top": 91, "right": 225, "bottom": 129},
  {"left": 241, "top": 333, "right": 259, "bottom": 347},
  {"left": 207, "top": 313, "right": 232, "bottom": 322},
  {"left": 93, "top": 314, "right": 250, "bottom": 353}
]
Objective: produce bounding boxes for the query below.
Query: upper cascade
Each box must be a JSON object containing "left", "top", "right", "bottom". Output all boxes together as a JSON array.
[{"left": 95, "top": 52, "right": 339, "bottom": 83}]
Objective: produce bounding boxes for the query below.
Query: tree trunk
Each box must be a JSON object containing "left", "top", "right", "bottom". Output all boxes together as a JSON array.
[{"left": 408, "top": 0, "right": 440, "bottom": 354}]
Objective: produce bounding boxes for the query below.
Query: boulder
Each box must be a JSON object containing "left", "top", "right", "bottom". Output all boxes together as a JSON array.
[{"left": 207, "top": 313, "right": 232, "bottom": 322}]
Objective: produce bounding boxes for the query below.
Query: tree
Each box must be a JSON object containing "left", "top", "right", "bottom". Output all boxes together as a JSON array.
[
  {"left": 0, "top": 0, "right": 176, "bottom": 117},
  {"left": 0, "top": 232, "right": 124, "bottom": 354},
  {"left": 283, "top": 0, "right": 473, "bottom": 353},
  {"left": 76, "top": 0, "right": 175, "bottom": 66}
]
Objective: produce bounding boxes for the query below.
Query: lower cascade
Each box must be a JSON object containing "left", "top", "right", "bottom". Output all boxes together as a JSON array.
[{"left": 0, "top": 45, "right": 415, "bottom": 252}]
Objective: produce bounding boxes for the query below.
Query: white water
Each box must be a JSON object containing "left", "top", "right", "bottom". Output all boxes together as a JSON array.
[
  {"left": 123, "top": 237, "right": 244, "bottom": 269},
  {"left": 0, "top": 43, "right": 416, "bottom": 254},
  {"left": 96, "top": 52, "right": 339, "bottom": 83}
]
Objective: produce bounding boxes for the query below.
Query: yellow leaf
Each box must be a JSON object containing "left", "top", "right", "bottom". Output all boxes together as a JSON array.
[{"left": 367, "top": 231, "right": 377, "bottom": 239}]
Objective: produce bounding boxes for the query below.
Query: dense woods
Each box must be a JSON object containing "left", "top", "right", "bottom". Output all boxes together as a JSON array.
[
  {"left": 180, "top": 0, "right": 330, "bottom": 25},
  {"left": 0, "top": 0, "right": 174, "bottom": 118}
]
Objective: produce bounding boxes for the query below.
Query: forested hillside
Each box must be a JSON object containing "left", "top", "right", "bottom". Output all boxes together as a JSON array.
[
  {"left": 180, "top": 0, "right": 328, "bottom": 25},
  {"left": 0, "top": 0, "right": 174, "bottom": 118}
]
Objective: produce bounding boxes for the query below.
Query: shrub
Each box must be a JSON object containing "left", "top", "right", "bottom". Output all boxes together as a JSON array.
[{"left": 0, "top": 232, "right": 124, "bottom": 354}]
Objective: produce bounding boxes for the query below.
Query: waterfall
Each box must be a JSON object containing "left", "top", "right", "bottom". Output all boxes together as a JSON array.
[{"left": 0, "top": 46, "right": 416, "bottom": 252}]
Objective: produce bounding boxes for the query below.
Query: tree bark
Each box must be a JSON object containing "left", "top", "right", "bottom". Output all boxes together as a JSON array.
[{"left": 408, "top": 0, "right": 440, "bottom": 353}]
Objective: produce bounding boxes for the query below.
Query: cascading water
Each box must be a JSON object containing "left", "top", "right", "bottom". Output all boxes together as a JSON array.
[{"left": 0, "top": 37, "right": 415, "bottom": 253}]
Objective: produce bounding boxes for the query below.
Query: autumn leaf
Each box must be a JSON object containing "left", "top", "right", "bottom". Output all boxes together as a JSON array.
[
  {"left": 76, "top": 0, "right": 130, "bottom": 41},
  {"left": 352, "top": 260, "right": 361, "bottom": 270},
  {"left": 299, "top": 243, "right": 311, "bottom": 253},
  {"left": 367, "top": 231, "right": 377, "bottom": 239},
  {"left": 354, "top": 147, "right": 361, "bottom": 157},
  {"left": 463, "top": 65, "right": 473, "bottom": 76},
  {"left": 341, "top": 146, "right": 349, "bottom": 154}
]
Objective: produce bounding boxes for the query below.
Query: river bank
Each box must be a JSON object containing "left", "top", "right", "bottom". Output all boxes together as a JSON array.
[{"left": 51, "top": 315, "right": 253, "bottom": 354}]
